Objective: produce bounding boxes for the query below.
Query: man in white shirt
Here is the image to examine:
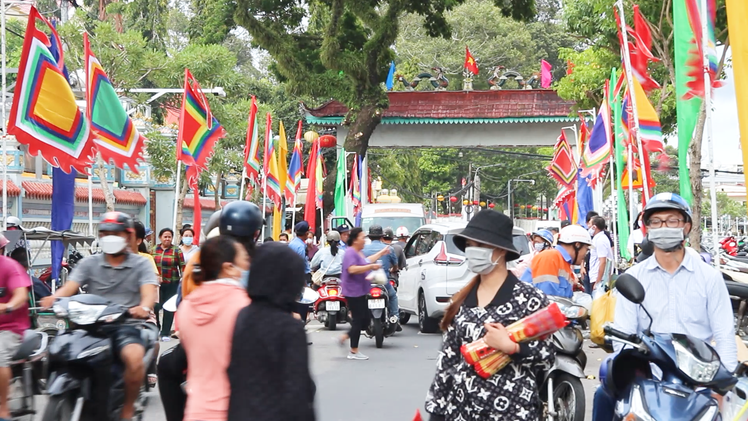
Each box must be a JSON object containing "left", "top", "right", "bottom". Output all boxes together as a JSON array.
[{"left": 588, "top": 216, "right": 613, "bottom": 291}]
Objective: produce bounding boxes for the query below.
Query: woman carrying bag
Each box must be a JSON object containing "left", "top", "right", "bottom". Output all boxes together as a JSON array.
[{"left": 425, "top": 210, "right": 555, "bottom": 421}]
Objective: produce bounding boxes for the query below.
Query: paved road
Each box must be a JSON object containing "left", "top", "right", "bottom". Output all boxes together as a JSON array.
[{"left": 32, "top": 321, "right": 608, "bottom": 420}]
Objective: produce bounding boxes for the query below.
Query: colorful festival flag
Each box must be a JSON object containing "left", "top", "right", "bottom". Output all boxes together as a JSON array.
[
  {"left": 350, "top": 154, "right": 362, "bottom": 215},
  {"left": 263, "top": 113, "right": 282, "bottom": 208},
  {"left": 8, "top": 7, "right": 96, "bottom": 173},
  {"left": 553, "top": 186, "right": 575, "bottom": 222},
  {"left": 547, "top": 131, "right": 578, "bottom": 187},
  {"left": 304, "top": 139, "right": 322, "bottom": 233},
  {"left": 285, "top": 121, "right": 303, "bottom": 204},
  {"left": 614, "top": 6, "right": 660, "bottom": 92},
  {"left": 727, "top": 0, "right": 748, "bottom": 199},
  {"left": 334, "top": 148, "right": 347, "bottom": 216},
  {"left": 541, "top": 59, "right": 552, "bottom": 88},
  {"left": 611, "top": 68, "right": 631, "bottom": 260},
  {"left": 84, "top": 33, "right": 146, "bottom": 172},
  {"left": 581, "top": 81, "right": 613, "bottom": 179},
  {"left": 243, "top": 96, "right": 262, "bottom": 186},
  {"left": 176, "top": 69, "right": 226, "bottom": 171},
  {"left": 277, "top": 121, "right": 289, "bottom": 203},
  {"left": 386, "top": 61, "right": 396, "bottom": 91},
  {"left": 576, "top": 169, "right": 595, "bottom": 228},
  {"left": 464, "top": 46, "right": 479, "bottom": 75},
  {"left": 627, "top": 77, "right": 664, "bottom": 152}
]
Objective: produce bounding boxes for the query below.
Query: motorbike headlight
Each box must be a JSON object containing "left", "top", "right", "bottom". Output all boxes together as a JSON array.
[
  {"left": 557, "top": 303, "right": 587, "bottom": 319},
  {"left": 622, "top": 384, "right": 656, "bottom": 421},
  {"left": 673, "top": 340, "right": 720, "bottom": 383},
  {"left": 52, "top": 303, "right": 68, "bottom": 317},
  {"left": 67, "top": 301, "right": 107, "bottom": 325}
]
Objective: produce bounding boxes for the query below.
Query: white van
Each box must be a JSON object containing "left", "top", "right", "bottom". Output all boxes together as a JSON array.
[{"left": 360, "top": 203, "right": 426, "bottom": 235}]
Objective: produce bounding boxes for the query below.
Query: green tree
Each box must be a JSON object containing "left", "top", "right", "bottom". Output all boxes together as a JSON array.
[{"left": 703, "top": 191, "right": 745, "bottom": 219}]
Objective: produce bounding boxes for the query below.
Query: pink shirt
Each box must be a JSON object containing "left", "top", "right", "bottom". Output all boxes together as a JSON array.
[
  {"left": 0, "top": 256, "right": 31, "bottom": 335},
  {"left": 177, "top": 281, "right": 250, "bottom": 421}
]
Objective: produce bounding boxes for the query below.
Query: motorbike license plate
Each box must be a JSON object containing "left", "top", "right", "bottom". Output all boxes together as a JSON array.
[
  {"left": 326, "top": 301, "right": 340, "bottom": 312},
  {"left": 368, "top": 299, "right": 385, "bottom": 309}
]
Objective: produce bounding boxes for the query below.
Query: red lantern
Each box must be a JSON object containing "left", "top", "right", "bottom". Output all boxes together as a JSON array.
[
  {"left": 488, "top": 203, "right": 496, "bottom": 209},
  {"left": 473, "top": 200, "right": 479, "bottom": 205},
  {"left": 514, "top": 203, "right": 519, "bottom": 207},
  {"left": 543, "top": 208, "right": 548, "bottom": 212},
  {"left": 449, "top": 196, "right": 458, "bottom": 203},
  {"left": 318, "top": 135, "right": 337, "bottom": 148}
]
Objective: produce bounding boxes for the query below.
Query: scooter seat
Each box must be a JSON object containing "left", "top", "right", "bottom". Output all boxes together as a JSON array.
[{"left": 11, "top": 330, "right": 48, "bottom": 362}]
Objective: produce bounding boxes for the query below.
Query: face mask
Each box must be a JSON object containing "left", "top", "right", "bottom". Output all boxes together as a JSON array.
[
  {"left": 465, "top": 247, "right": 501, "bottom": 275},
  {"left": 534, "top": 243, "right": 545, "bottom": 253},
  {"left": 588, "top": 228, "right": 596, "bottom": 236},
  {"left": 182, "top": 237, "right": 194, "bottom": 246},
  {"left": 239, "top": 270, "right": 250, "bottom": 289},
  {"left": 100, "top": 235, "right": 127, "bottom": 255},
  {"left": 306, "top": 238, "right": 313, "bottom": 245},
  {"left": 647, "top": 227, "right": 685, "bottom": 251}
]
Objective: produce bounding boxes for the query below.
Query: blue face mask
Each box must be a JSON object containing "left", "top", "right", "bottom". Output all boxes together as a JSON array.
[
  {"left": 182, "top": 236, "right": 194, "bottom": 246},
  {"left": 239, "top": 270, "right": 250, "bottom": 289}
]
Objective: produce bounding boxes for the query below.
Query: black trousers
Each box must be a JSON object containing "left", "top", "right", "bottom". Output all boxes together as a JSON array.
[
  {"left": 156, "top": 343, "right": 187, "bottom": 421},
  {"left": 295, "top": 273, "right": 313, "bottom": 322},
  {"left": 347, "top": 295, "right": 370, "bottom": 349},
  {"left": 157, "top": 282, "right": 180, "bottom": 337}
]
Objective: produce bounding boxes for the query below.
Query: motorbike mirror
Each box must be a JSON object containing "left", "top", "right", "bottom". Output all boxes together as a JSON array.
[{"left": 616, "top": 273, "right": 645, "bottom": 304}]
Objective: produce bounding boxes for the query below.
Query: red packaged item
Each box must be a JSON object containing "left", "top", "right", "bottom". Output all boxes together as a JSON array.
[{"left": 473, "top": 351, "right": 512, "bottom": 379}]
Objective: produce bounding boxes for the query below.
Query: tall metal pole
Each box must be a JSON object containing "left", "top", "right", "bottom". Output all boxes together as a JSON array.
[
  {"left": 88, "top": 174, "right": 93, "bottom": 235},
  {"left": 701, "top": 0, "right": 719, "bottom": 268},
  {"left": 239, "top": 167, "right": 247, "bottom": 201},
  {"left": 506, "top": 180, "right": 512, "bottom": 219},
  {"left": 2, "top": 0, "right": 7, "bottom": 230},
  {"left": 616, "top": 0, "right": 651, "bottom": 202},
  {"left": 172, "top": 160, "right": 182, "bottom": 232}
]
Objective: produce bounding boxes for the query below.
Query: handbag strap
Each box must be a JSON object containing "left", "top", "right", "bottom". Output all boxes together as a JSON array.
[{"left": 319, "top": 251, "right": 340, "bottom": 277}]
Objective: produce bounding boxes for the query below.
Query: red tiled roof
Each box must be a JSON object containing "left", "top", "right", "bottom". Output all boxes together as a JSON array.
[
  {"left": 0, "top": 179, "right": 20, "bottom": 196},
  {"left": 183, "top": 197, "right": 229, "bottom": 211},
  {"left": 114, "top": 190, "right": 147, "bottom": 206},
  {"left": 303, "top": 90, "right": 575, "bottom": 119},
  {"left": 22, "top": 181, "right": 106, "bottom": 202},
  {"left": 75, "top": 186, "right": 107, "bottom": 203}
]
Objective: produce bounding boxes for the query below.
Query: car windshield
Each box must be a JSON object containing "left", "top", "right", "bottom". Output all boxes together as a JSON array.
[
  {"left": 445, "top": 233, "right": 530, "bottom": 257},
  {"left": 361, "top": 217, "right": 425, "bottom": 235}
]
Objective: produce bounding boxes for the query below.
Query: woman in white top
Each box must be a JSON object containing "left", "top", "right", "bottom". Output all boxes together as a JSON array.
[
  {"left": 180, "top": 227, "right": 201, "bottom": 262},
  {"left": 311, "top": 231, "right": 344, "bottom": 278},
  {"left": 627, "top": 212, "right": 645, "bottom": 259}
]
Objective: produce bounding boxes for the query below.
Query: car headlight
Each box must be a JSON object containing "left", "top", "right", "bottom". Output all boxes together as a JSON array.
[
  {"left": 67, "top": 301, "right": 107, "bottom": 325},
  {"left": 619, "top": 384, "right": 655, "bottom": 421},
  {"left": 673, "top": 340, "right": 720, "bottom": 383}
]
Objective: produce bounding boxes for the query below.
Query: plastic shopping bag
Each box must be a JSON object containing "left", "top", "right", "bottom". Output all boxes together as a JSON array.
[{"left": 590, "top": 289, "right": 616, "bottom": 347}]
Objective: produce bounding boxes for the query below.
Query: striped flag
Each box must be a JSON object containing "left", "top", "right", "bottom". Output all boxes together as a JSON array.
[
  {"left": 350, "top": 154, "right": 362, "bottom": 214},
  {"left": 621, "top": 78, "right": 664, "bottom": 153},
  {"left": 285, "top": 121, "right": 303, "bottom": 205},
  {"left": 176, "top": 69, "right": 226, "bottom": 170},
  {"left": 263, "top": 113, "right": 282, "bottom": 208},
  {"left": 581, "top": 80, "right": 613, "bottom": 178},
  {"left": 547, "top": 131, "right": 578, "bottom": 187},
  {"left": 243, "top": 96, "right": 261, "bottom": 185},
  {"left": 277, "top": 121, "right": 289, "bottom": 203}
]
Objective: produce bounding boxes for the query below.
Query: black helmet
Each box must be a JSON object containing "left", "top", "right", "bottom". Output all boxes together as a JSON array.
[
  {"left": 204, "top": 210, "right": 222, "bottom": 236},
  {"left": 383, "top": 227, "right": 395, "bottom": 240},
  {"left": 220, "top": 201, "right": 263, "bottom": 239},
  {"left": 635, "top": 237, "right": 654, "bottom": 263},
  {"left": 368, "top": 225, "right": 384, "bottom": 238},
  {"left": 99, "top": 212, "right": 134, "bottom": 233},
  {"left": 642, "top": 193, "right": 692, "bottom": 224}
]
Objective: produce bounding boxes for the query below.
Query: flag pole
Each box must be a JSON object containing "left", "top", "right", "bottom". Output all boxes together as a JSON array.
[
  {"left": 700, "top": 0, "right": 719, "bottom": 268},
  {"left": 1, "top": 0, "right": 7, "bottom": 231},
  {"left": 88, "top": 174, "right": 93, "bottom": 236},
  {"left": 627, "top": 144, "right": 635, "bottom": 230},
  {"left": 239, "top": 167, "right": 246, "bottom": 201},
  {"left": 291, "top": 191, "right": 297, "bottom": 231},
  {"left": 609, "top": 157, "right": 619, "bottom": 260},
  {"left": 616, "top": 0, "right": 651, "bottom": 202},
  {"left": 172, "top": 160, "right": 182, "bottom": 232}
]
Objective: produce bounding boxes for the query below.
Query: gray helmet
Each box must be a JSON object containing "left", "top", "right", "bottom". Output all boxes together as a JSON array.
[{"left": 383, "top": 227, "right": 395, "bottom": 240}]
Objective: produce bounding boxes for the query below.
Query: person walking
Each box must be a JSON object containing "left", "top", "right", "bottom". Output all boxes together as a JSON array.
[
  {"left": 338, "top": 227, "right": 391, "bottom": 360},
  {"left": 227, "top": 242, "right": 315, "bottom": 421},
  {"left": 179, "top": 227, "right": 200, "bottom": 263},
  {"left": 588, "top": 216, "right": 613, "bottom": 291},
  {"left": 178, "top": 236, "right": 251, "bottom": 421},
  {"left": 154, "top": 228, "right": 185, "bottom": 342},
  {"left": 425, "top": 210, "right": 555, "bottom": 421}
]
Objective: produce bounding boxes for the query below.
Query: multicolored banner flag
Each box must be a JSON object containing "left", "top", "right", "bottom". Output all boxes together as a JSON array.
[
  {"left": 285, "top": 121, "right": 303, "bottom": 205},
  {"left": 277, "top": 120, "right": 289, "bottom": 203},
  {"left": 615, "top": 5, "right": 660, "bottom": 92},
  {"left": 350, "top": 154, "right": 362, "bottom": 215},
  {"left": 553, "top": 186, "right": 575, "bottom": 222},
  {"left": 304, "top": 139, "right": 322, "bottom": 233},
  {"left": 176, "top": 69, "right": 226, "bottom": 171},
  {"left": 84, "top": 33, "right": 146, "bottom": 173},
  {"left": 8, "top": 7, "right": 96, "bottom": 174},
  {"left": 611, "top": 68, "right": 631, "bottom": 260},
  {"left": 334, "top": 148, "right": 347, "bottom": 216},
  {"left": 727, "top": 0, "right": 748, "bottom": 207},
  {"left": 581, "top": 80, "right": 613, "bottom": 179},
  {"left": 263, "top": 113, "right": 282, "bottom": 209},
  {"left": 547, "top": 131, "right": 578, "bottom": 187},
  {"left": 621, "top": 78, "right": 664, "bottom": 153},
  {"left": 243, "top": 96, "right": 261, "bottom": 186},
  {"left": 576, "top": 169, "right": 595, "bottom": 228}
]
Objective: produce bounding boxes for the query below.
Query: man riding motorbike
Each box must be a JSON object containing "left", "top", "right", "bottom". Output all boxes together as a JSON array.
[
  {"left": 363, "top": 225, "right": 401, "bottom": 331},
  {"left": 520, "top": 225, "right": 591, "bottom": 298},
  {"left": 383, "top": 227, "right": 406, "bottom": 283},
  {"left": 157, "top": 201, "right": 262, "bottom": 421},
  {"left": 592, "top": 193, "right": 738, "bottom": 420},
  {"left": 40, "top": 212, "right": 158, "bottom": 421}
]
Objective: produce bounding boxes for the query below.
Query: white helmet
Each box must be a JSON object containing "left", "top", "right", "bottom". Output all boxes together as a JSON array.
[
  {"left": 558, "top": 225, "right": 592, "bottom": 246},
  {"left": 396, "top": 226, "right": 410, "bottom": 238},
  {"left": 6, "top": 216, "right": 22, "bottom": 229}
]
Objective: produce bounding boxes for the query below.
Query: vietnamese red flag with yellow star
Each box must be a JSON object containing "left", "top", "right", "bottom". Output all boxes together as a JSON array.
[{"left": 464, "top": 46, "right": 479, "bottom": 75}]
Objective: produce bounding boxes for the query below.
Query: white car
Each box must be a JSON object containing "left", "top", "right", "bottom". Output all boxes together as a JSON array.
[{"left": 397, "top": 222, "right": 531, "bottom": 333}]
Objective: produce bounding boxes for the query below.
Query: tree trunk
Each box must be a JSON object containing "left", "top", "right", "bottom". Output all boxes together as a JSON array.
[
  {"left": 95, "top": 155, "right": 116, "bottom": 212},
  {"left": 174, "top": 171, "right": 190, "bottom": 242},
  {"left": 214, "top": 172, "right": 222, "bottom": 209},
  {"left": 688, "top": 105, "right": 707, "bottom": 249},
  {"left": 343, "top": 104, "right": 383, "bottom": 157}
]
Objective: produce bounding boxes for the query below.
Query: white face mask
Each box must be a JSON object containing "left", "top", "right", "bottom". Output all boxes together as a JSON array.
[
  {"left": 182, "top": 236, "right": 194, "bottom": 246},
  {"left": 465, "top": 246, "right": 502, "bottom": 275},
  {"left": 588, "top": 227, "right": 596, "bottom": 236},
  {"left": 100, "top": 235, "right": 127, "bottom": 255},
  {"left": 648, "top": 227, "right": 685, "bottom": 251},
  {"left": 534, "top": 243, "right": 545, "bottom": 253}
]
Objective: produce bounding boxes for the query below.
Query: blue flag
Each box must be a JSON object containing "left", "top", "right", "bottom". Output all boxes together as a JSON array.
[
  {"left": 385, "top": 61, "right": 395, "bottom": 91},
  {"left": 575, "top": 168, "right": 594, "bottom": 228}
]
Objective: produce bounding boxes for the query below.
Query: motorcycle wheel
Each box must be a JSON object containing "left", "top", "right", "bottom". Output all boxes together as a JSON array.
[
  {"left": 551, "top": 373, "right": 585, "bottom": 421},
  {"left": 41, "top": 393, "right": 75, "bottom": 421},
  {"left": 399, "top": 313, "right": 411, "bottom": 325},
  {"left": 326, "top": 313, "right": 337, "bottom": 331},
  {"left": 373, "top": 318, "right": 384, "bottom": 348}
]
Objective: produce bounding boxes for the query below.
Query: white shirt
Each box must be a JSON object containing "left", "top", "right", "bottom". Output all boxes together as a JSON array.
[
  {"left": 627, "top": 229, "right": 644, "bottom": 258},
  {"left": 589, "top": 231, "right": 612, "bottom": 284},
  {"left": 612, "top": 248, "right": 738, "bottom": 370}
]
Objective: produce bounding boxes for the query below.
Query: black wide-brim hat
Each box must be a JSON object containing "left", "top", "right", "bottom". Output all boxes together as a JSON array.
[{"left": 454, "top": 209, "right": 521, "bottom": 261}]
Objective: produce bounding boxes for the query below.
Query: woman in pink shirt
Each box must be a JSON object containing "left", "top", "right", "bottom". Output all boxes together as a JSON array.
[{"left": 177, "top": 235, "right": 251, "bottom": 421}]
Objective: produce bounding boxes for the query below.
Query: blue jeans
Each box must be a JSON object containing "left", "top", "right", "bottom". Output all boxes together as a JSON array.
[
  {"left": 593, "top": 386, "right": 616, "bottom": 421},
  {"left": 583, "top": 272, "right": 592, "bottom": 294},
  {"left": 383, "top": 282, "right": 399, "bottom": 318}
]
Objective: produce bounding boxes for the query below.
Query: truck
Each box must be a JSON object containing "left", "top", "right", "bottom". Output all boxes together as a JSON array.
[{"left": 359, "top": 203, "right": 427, "bottom": 234}]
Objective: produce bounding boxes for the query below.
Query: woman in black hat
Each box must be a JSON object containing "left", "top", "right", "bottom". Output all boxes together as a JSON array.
[{"left": 424, "top": 210, "right": 555, "bottom": 421}]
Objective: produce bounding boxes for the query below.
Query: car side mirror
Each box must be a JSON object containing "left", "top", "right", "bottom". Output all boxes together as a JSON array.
[{"left": 616, "top": 273, "right": 645, "bottom": 304}]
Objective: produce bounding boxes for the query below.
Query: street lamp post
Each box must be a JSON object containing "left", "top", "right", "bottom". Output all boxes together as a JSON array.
[{"left": 507, "top": 179, "right": 535, "bottom": 219}]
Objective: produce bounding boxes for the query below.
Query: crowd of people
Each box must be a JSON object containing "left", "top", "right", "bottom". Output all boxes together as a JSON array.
[{"left": 0, "top": 191, "right": 739, "bottom": 421}]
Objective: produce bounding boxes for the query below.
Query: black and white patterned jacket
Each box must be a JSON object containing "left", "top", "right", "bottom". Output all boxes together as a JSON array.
[{"left": 425, "top": 273, "right": 555, "bottom": 421}]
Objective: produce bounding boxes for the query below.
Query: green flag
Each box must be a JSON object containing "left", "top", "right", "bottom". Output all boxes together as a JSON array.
[
  {"left": 612, "top": 68, "right": 631, "bottom": 260},
  {"left": 334, "top": 148, "right": 347, "bottom": 217},
  {"left": 673, "top": 0, "right": 701, "bottom": 205}
]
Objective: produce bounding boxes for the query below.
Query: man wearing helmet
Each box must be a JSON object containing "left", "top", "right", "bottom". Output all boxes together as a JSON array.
[
  {"left": 41, "top": 212, "right": 158, "bottom": 421},
  {"left": 520, "top": 225, "right": 592, "bottom": 298},
  {"left": 363, "top": 225, "right": 400, "bottom": 328},
  {"left": 593, "top": 193, "right": 738, "bottom": 420}
]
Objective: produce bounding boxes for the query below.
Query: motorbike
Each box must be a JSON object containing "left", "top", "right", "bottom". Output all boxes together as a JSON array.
[
  {"left": 313, "top": 276, "right": 349, "bottom": 331},
  {"left": 602, "top": 273, "right": 737, "bottom": 420},
  {"left": 38, "top": 249, "right": 85, "bottom": 290},
  {"left": 365, "top": 283, "right": 398, "bottom": 348},
  {"left": 543, "top": 296, "right": 588, "bottom": 421},
  {"left": 41, "top": 295, "right": 158, "bottom": 421},
  {"left": 7, "top": 328, "right": 49, "bottom": 419}
]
